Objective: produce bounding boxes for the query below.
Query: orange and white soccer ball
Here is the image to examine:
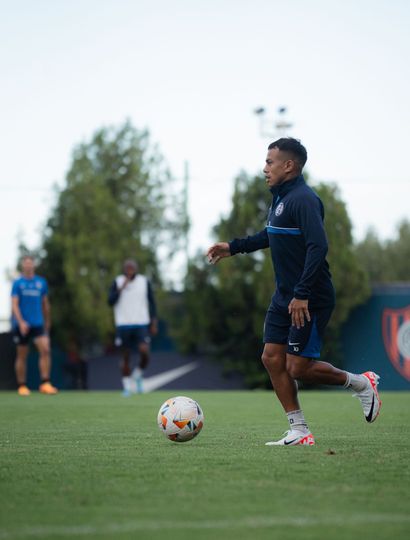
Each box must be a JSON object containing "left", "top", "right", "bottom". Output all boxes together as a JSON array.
[{"left": 157, "top": 396, "right": 204, "bottom": 442}]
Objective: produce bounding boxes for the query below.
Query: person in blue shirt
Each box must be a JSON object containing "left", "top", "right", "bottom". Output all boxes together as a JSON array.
[
  {"left": 207, "top": 138, "right": 381, "bottom": 446},
  {"left": 11, "top": 255, "right": 58, "bottom": 396}
]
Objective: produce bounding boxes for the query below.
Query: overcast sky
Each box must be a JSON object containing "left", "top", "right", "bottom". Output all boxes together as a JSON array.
[{"left": 1, "top": 0, "right": 409, "bottom": 322}]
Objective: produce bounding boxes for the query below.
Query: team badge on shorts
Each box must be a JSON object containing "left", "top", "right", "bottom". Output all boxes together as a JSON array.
[{"left": 275, "top": 202, "right": 284, "bottom": 216}]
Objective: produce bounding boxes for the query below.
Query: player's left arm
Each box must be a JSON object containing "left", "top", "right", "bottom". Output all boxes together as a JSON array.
[
  {"left": 42, "top": 295, "right": 51, "bottom": 333},
  {"left": 147, "top": 280, "right": 158, "bottom": 336},
  {"left": 289, "top": 196, "right": 328, "bottom": 328},
  {"left": 41, "top": 279, "right": 51, "bottom": 333}
]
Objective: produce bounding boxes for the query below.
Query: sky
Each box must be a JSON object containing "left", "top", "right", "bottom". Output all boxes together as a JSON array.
[{"left": 1, "top": 0, "right": 409, "bottom": 324}]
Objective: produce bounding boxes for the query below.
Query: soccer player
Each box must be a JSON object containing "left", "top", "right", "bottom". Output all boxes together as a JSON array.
[
  {"left": 207, "top": 138, "right": 381, "bottom": 446},
  {"left": 11, "top": 255, "right": 58, "bottom": 396},
  {"left": 108, "top": 259, "right": 158, "bottom": 395}
]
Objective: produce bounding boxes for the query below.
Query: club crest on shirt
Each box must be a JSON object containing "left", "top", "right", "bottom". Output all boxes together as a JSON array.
[{"left": 275, "top": 202, "right": 284, "bottom": 216}]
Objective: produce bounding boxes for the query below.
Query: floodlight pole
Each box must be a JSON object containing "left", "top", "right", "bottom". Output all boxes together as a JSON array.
[
  {"left": 183, "top": 161, "right": 190, "bottom": 273},
  {"left": 254, "top": 106, "right": 293, "bottom": 139}
]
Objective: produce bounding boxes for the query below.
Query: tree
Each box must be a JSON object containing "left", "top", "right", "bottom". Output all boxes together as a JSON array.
[
  {"left": 386, "top": 220, "right": 410, "bottom": 280},
  {"left": 311, "top": 182, "right": 371, "bottom": 327},
  {"left": 177, "top": 172, "right": 370, "bottom": 387},
  {"left": 356, "top": 220, "right": 410, "bottom": 282},
  {"left": 313, "top": 183, "right": 370, "bottom": 366},
  {"left": 38, "top": 121, "right": 187, "bottom": 348}
]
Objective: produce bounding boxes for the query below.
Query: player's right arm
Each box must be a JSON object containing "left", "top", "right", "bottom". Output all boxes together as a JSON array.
[
  {"left": 147, "top": 280, "right": 158, "bottom": 336},
  {"left": 42, "top": 295, "right": 51, "bottom": 334},
  {"left": 229, "top": 228, "right": 270, "bottom": 257},
  {"left": 207, "top": 229, "right": 269, "bottom": 265},
  {"left": 207, "top": 242, "right": 231, "bottom": 265},
  {"left": 108, "top": 279, "right": 120, "bottom": 306},
  {"left": 108, "top": 277, "right": 130, "bottom": 305},
  {"left": 11, "top": 295, "right": 29, "bottom": 336}
]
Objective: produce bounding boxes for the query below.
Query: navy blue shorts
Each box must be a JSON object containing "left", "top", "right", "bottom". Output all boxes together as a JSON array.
[
  {"left": 263, "top": 302, "right": 333, "bottom": 358},
  {"left": 12, "top": 326, "right": 46, "bottom": 346},
  {"left": 115, "top": 326, "right": 151, "bottom": 350}
]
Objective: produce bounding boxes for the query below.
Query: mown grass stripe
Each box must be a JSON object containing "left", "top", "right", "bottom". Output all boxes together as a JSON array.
[{"left": 1, "top": 514, "right": 410, "bottom": 539}]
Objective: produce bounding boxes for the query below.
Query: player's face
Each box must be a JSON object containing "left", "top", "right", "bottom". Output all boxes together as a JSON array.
[
  {"left": 124, "top": 263, "right": 137, "bottom": 279},
  {"left": 21, "top": 257, "right": 35, "bottom": 275},
  {"left": 263, "top": 148, "right": 291, "bottom": 187}
]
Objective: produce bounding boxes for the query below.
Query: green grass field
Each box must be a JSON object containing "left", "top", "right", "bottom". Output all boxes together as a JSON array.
[{"left": 1, "top": 390, "right": 409, "bottom": 540}]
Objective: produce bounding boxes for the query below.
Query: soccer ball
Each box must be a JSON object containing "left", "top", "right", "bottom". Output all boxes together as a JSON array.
[{"left": 157, "top": 396, "right": 204, "bottom": 442}]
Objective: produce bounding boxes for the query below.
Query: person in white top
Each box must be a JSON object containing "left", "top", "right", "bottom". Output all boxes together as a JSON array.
[{"left": 108, "top": 259, "right": 158, "bottom": 395}]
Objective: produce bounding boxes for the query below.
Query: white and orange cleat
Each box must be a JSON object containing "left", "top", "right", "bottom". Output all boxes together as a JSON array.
[
  {"left": 265, "top": 430, "right": 315, "bottom": 446},
  {"left": 39, "top": 382, "right": 58, "bottom": 395},
  {"left": 354, "top": 371, "right": 381, "bottom": 423},
  {"left": 17, "top": 385, "right": 31, "bottom": 396}
]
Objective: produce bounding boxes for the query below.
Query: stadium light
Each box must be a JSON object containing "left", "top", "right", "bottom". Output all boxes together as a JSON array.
[{"left": 254, "top": 105, "right": 293, "bottom": 138}]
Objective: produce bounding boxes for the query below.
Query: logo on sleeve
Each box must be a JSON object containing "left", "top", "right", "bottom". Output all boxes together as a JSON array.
[{"left": 275, "top": 202, "right": 284, "bottom": 216}]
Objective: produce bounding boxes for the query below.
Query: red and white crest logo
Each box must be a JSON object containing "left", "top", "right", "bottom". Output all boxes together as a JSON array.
[{"left": 382, "top": 306, "right": 410, "bottom": 381}]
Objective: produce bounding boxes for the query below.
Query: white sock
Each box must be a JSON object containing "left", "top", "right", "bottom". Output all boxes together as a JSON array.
[
  {"left": 287, "top": 409, "right": 309, "bottom": 433},
  {"left": 343, "top": 372, "right": 367, "bottom": 392},
  {"left": 122, "top": 376, "right": 133, "bottom": 392},
  {"left": 132, "top": 367, "right": 143, "bottom": 379}
]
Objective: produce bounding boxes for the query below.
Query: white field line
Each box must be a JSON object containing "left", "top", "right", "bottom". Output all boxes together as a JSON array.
[
  {"left": 0, "top": 514, "right": 409, "bottom": 539},
  {"left": 143, "top": 361, "right": 199, "bottom": 392}
]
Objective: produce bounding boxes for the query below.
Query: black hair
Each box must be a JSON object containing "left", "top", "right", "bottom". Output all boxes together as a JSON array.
[
  {"left": 21, "top": 254, "right": 34, "bottom": 262},
  {"left": 268, "top": 137, "right": 307, "bottom": 170},
  {"left": 123, "top": 259, "right": 138, "bottom": 269}
]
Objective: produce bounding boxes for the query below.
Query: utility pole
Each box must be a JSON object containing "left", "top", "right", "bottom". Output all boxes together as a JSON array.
[
  {"left": 183, "top": 161, "right": 190, "bottom": 274},
  {"left": 254, "top": 105, "right": 293, "bottom": 138}
]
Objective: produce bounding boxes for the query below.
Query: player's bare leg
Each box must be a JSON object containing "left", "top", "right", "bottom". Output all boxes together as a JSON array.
[
  {"left": 120, "top": 349, "right": 134, "bottom": 395},
  {"left": 120, "top": 348, "right": 131, "bottom": 375},
  {"left": 138, "top": 342, "right": 150, "bottom": 370},
  {"left": 261, "top": 343, "right": 299, "bottom": 412},
  {"left": 286, "top": 354, "right": 347, "bottom": 385},
  {"left": 15, "top": 345, "right": 29, "bottom": 385},
  {"left": 132, "top": 342, "right": 150, "bottom": 393},
  {"left": 287, "top": 355, "right": 382, "bottom": 422},
  {"left": 35, "top": 335, "right": 51, "bottom": 380},
  {"left": 35, "top": 336, "right": 58, "bottom": 394},
  {"left": 15, "top": 345, "right": 30, "bottom": 396},
  {"left": 262, "top": 343, "right": 314, "bottom": 446}
]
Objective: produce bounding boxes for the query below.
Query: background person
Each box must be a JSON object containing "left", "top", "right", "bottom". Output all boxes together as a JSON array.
[
  {"left": 108, "top": 259, "right": 158, "bottom": 395},
  {"left": 11, "top": 255, "right": 58, "bottom": 395},
  {"left": 207, "top": 138, "right": 381, "bottom": 446}
]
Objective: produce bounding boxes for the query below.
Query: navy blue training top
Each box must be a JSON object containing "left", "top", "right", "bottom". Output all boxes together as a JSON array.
[{"left": 229, "top": 175, "right": 335, "bottom": 309}]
